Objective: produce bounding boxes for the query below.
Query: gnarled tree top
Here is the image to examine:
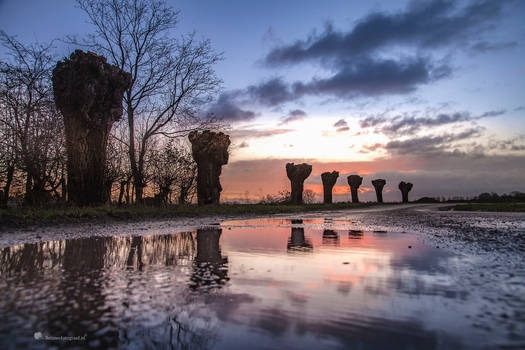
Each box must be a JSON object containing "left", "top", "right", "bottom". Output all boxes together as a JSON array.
[
  {"left": 188, "top": 130, "right": 231, "bottom": 165},
  {"left": 286, "top": 163, "right": 312, "bottom": 181},
  {"left": 399, "top": 181, "right": 413, "bottom": 191},
  {"left": 372, "top": 179, "right": 386, "bottom": 187},
  {"left": 347, "top": 175, "right": 363, "bottom": 188},
  {"left": 321, "top": 171, "right": 339, "bottom": 186},
  {"left": 52, "top": 50, "right": 131, "bottom": 124}
]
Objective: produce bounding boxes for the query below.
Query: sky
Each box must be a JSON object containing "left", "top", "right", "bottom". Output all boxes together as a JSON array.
[{"left": 1, "top": 0, "right": 524, "bottom": 202}]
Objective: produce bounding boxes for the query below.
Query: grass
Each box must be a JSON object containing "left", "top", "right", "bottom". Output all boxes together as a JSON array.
[
  {"left": 0, "top": 202, "right": 379, "bottom": 229},
  {"left": 450, "top": 202, "right": 525, "bottom": 212}
]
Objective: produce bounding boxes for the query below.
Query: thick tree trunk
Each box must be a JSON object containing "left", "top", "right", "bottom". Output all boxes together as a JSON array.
[
  {"left": 350, "top": 187, "right": 359, "bottom": 203},
  {"left": 118, "top": 181, "right": 126, "bottom": 206},
  {"left": 372, "top": 179, "right": 386, "bottom": 203},
  {"left": 398, "top": 182, "right": 413, "bottom": 203},
  {"left": 286, "top": 163, "right": 312, "bottom": 205},
  {"left": 347, "top": 175, "right": 363, "bottom": 203},
  {"left": 321, "top": 171, "right": 339, "bottom": 204},
  {"left": 189, "top": 131, "right": 230, "bottom": 205},
  {"left": 0, "top": 163, "right": 15, "bottom": 208},
  {"left": 52, "top": 50, "right": 130, "bottom": 206}
]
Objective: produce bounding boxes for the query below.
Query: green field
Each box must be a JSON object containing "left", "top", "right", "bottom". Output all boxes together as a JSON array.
[{"left": 0, "top": 202, "right": 378, "bottom": 229}]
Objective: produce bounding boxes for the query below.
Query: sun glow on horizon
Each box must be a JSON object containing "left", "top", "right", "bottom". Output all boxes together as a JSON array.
[{"left": 230, "top": 116, "right": 389, "bottom": 162}]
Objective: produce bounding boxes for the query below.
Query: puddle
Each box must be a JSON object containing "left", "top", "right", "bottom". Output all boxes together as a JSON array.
[{"left": 0, "top": 218, "right": 518, "bottom": 349}]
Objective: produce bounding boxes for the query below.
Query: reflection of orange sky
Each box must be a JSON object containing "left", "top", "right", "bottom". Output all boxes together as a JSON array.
[
  {"left": 221, "top": 226, "right": 417, "bottom": 253},
  {"left": 220, "top": 226, "right": 420, "bottom": 309}
]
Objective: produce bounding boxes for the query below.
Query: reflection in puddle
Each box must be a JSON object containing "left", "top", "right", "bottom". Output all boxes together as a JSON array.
[
  {"left": 322, "top": 229, "right": 339, "bottom": 246},
  {"left": 0, "top": 220, "right": 516, "bottom": 349},
  {"left": 191, "top": 228, "right": 229, "bottom": 290},
  {"left": 287, "top": 227, "right": 313, "bottom": 252}
]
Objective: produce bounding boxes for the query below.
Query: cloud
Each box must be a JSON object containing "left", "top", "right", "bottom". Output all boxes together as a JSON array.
[
  {"left": 294, "top": 57, "right": 449, "bottom": 98},
  {"left": 247, "top": 78, "right": 296, "bottom": 106},
  {"left": 333, "top": 119, "right": 349, "bottom": 133},
  {"left": 238, "top": 141, "right": 250, "bottom": 148},
  {"left": 333, "top": 119, "right": 347, "bottom": 128},
  {"left": 279, "top": 109, "right": 307, "bottom": 125},
  {"left": 470, "top": 41, "right": 518, "bottom": 53},
  {"left": 205, "top": 92, "right": 257, "bottom": 122},
  {"left": 264, "top": 0, "right": 513, "bottom": 67},
  {"left": 359, "top": 110, "right": 504, "bottom": 136},
  {"left": 488, "top": 135, "right": 525, "bottom": 151},
  {"left": 243, "top": 56, "right": 449, "bottom": 106},
  {"left": 251, "top": 0, "right": 515, "bottom": 105},
  {"left": 376, "top": 127, "right": 485, "bottom": 156},
  {"left": 229, "top": 128, "right": 294, "bottom": 140}
]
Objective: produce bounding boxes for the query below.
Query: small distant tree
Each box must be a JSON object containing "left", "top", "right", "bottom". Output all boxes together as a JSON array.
[
  {"left": 148, "top": 140, "right": 196, "bottom": 205},
  {"left": 259, "top": 189, "right": 291, "bottom": 204},
  {"left": 303, "top": 189, "right": 316, "bottom": 204}
]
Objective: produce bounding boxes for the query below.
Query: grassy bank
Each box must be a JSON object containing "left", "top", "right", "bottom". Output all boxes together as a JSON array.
[
  {"left": 0, "top": 202, "right": 378, "bottom": 229},
  {"left": 450, "top": 203, "right": 525, "bottom": 212}
]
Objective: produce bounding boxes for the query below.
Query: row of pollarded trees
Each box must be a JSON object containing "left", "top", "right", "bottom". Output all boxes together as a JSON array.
[
  {"left": 185, "top": 146, "right": 415, "bottom": 206},
  {"left": 285, "top": 163, "right": 414, "bottom": 204},
  {"left": 0, "top": 0, "right": 223, "bottom": 208}
]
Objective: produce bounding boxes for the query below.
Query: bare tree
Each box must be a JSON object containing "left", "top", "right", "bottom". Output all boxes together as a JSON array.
[
  {"left": 73, "top": 0, "right": 223, "bottom": 202},
  {"left": 0, "top": 106, "right": 17, "bottom": 208},
  {"left": 174, "top": 150, "right": 197, "bottom": 205},
  {"left": 148, "top": 139, "right": 197, "bottom": 205},
  {"left": 0, "top": 32, "right": 65, "bottom": 206}
]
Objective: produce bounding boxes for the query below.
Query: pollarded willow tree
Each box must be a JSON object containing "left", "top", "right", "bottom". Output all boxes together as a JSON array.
[{"left": 73, "top": 0, "right": 223, "bottom": 202}]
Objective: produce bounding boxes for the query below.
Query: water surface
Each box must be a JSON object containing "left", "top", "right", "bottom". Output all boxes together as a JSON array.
[{"left": 0, "top": 218, "right": 510, "bottom": 349}]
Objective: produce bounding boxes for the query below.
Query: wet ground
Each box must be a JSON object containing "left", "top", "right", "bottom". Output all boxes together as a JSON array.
[{"left": 0, "top": 204, "right": 524, "bottom": 349}]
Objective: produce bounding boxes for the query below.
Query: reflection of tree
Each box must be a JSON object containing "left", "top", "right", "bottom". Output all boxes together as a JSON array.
[
  {"left": 287, "top": 227, "right": 313, "bottom": 252},
  {"left": 0, "top": 233, "right": 197, "bottom": 276},
  {"left": 45, "top": 236, "right": 119, "bottom": 348},
  {"left": 190, "top": 228, "right": 229, "bottom": 291},
  {"left": 348, "top": 230, "right": 364, "bottom": 239},
  {"left": 322, "top": 229, "right": 339, "bottom": 246}
]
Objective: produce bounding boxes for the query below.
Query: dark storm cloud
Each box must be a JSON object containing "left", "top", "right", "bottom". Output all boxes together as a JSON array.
[
  {"left": 279, "top": 109, "right": 307, "bottom": 125},
  {"left": 380, "top": 127, "right": 484, "bottom": 156},
  {"left": 470, "top": 41, "right": 518, "bottom": 53},
  {"left": 205, "top": 92, "right": 257, "bottom": 122},
  {"left": 254, "top": 0, "right": 515, "bottom": 104},
  {"left": 359, "top": 110, "right": 504, "bottom": 135},
  {"left": 264, "top": 0, "right": 513, "bottom": 66},
  {"left": 292, "top": 57, "right": 450, "bottom": 98},
  {"left": 246, "top": 77, "right": 296, "bottom": 106},
  {"left": 245, "top": 56, "right": 448, "bottom": 105}
]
